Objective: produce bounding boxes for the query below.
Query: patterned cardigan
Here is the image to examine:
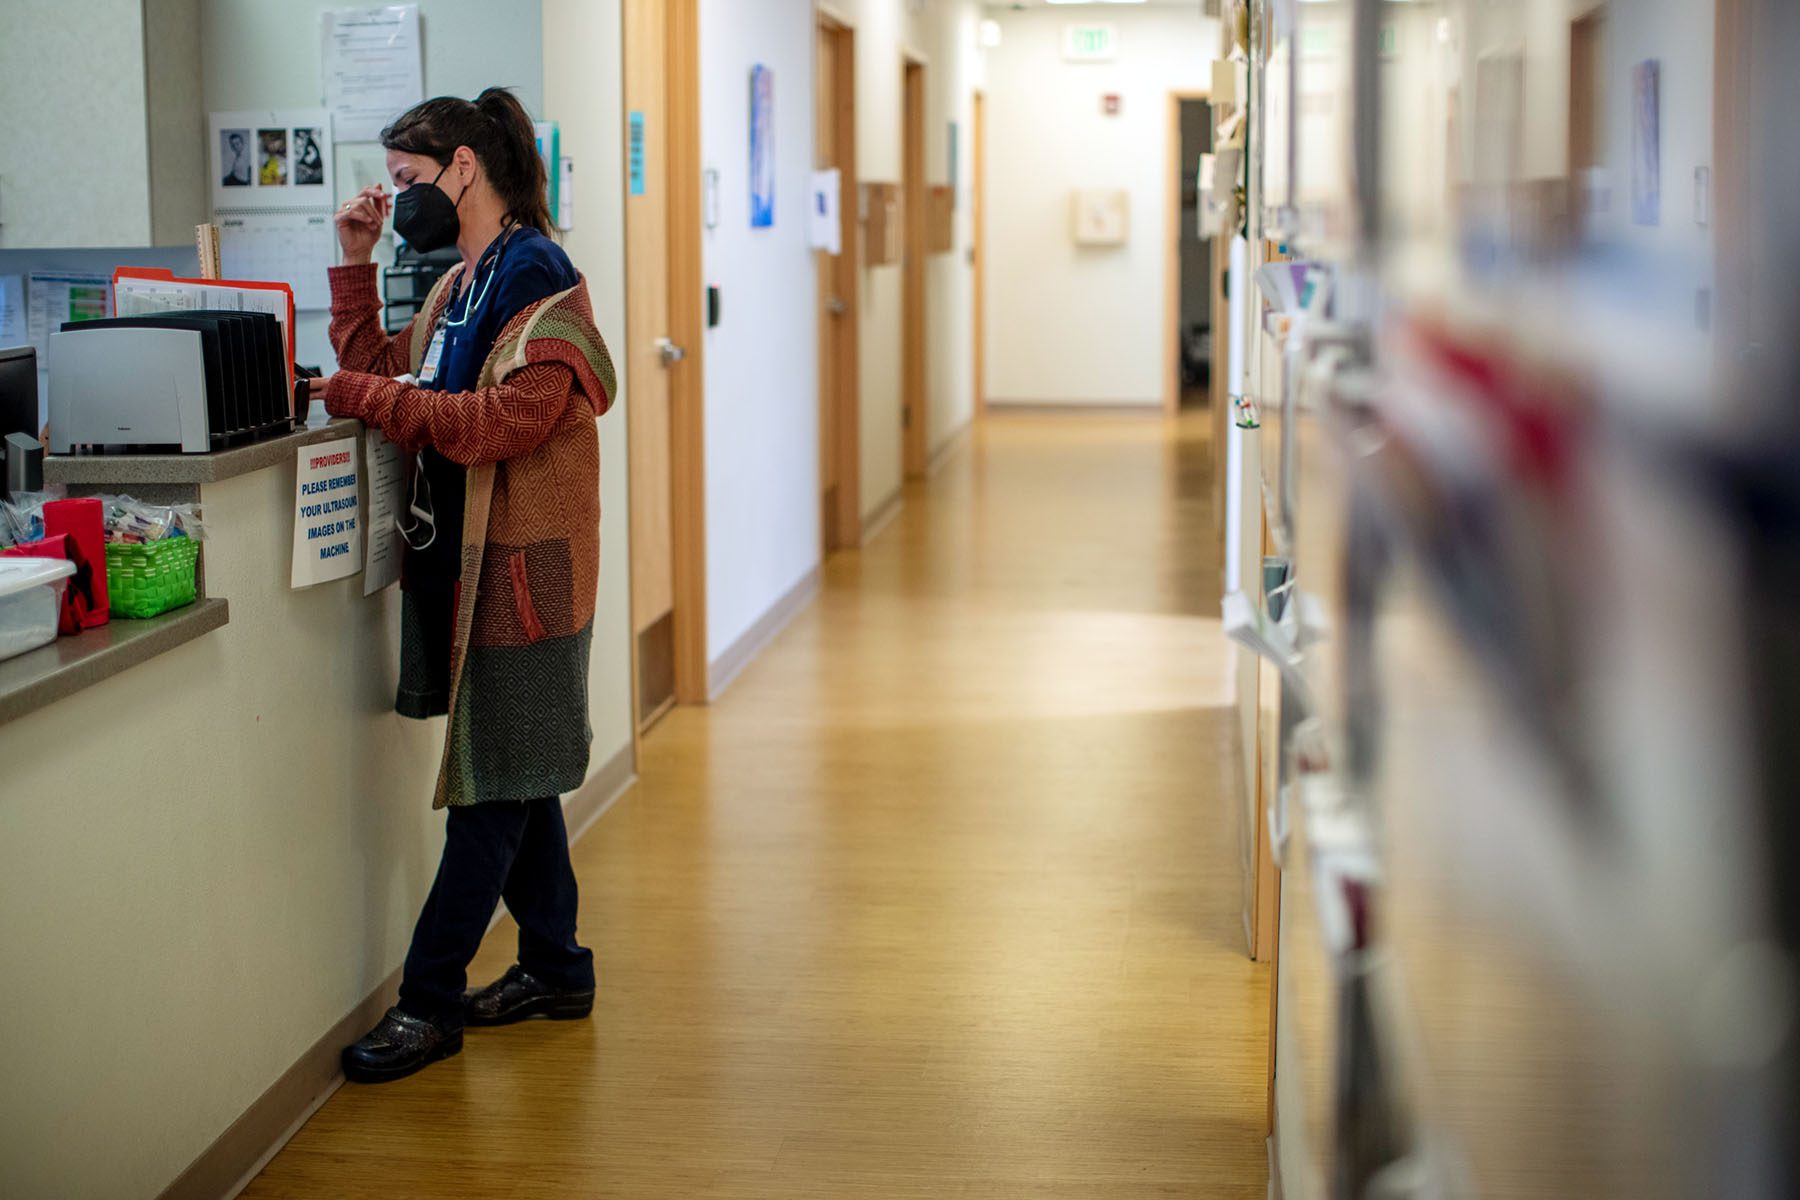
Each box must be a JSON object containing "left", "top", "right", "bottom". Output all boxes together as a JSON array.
[{"left": 324, "top": 262, "right": 616, "bottom": 807}]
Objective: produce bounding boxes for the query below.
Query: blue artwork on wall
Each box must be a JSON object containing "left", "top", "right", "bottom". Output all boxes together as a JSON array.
[
  {"left": 750, "top": 65, "right": 775, "bottom": 228},
  {"left": 1631, "top": 60, "right": 1661, "bottom": 227}
]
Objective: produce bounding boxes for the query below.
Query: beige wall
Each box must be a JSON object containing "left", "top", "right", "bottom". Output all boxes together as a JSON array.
[
  {"left": 0, "top": 0, "right": 157, "bottom": 247},
  {"left": 543, "top": 0, "right": 635, "bottom": 767},
  {"left": 0, "top": 466, "right": 449, "bottom": 1199}
]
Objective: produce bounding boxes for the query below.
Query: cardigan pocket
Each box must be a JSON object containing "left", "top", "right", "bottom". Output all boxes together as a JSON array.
[{"left": 508, "top": 550, "right": 548, "bottom": 644}]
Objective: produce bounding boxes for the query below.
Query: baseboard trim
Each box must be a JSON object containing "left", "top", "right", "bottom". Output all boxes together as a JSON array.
[
  {"left": 927, "top": 418, "right": 973, "bottom": 477},
  {"left": 159, "top": 744, "right": 638, "bottom": 1200},
  {"left": 157, "top": 976, "right": 402, "bottom": 1200},
  {"left": 565, "top": 738, "right": 638, "bottom": 844},
  {"left": 707, "top": 565, "right": 822, "bottom": 701},
  {"left": 985, "top": 400, "right": 1164, "bottom": 415},
  {"left": 860, "top": 489, "right": 904, "bottom": 547}
]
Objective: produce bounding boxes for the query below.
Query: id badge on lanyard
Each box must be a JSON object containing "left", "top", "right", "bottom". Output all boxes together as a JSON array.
[{"left": 418, "top": 323, "right": 449, "bottom": 387}]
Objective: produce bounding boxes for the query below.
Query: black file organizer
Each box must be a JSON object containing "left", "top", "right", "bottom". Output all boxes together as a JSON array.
[
  {"left": 59, "top": 309, "right": 292, "bottom": 447},
  {"left": 382, "top": 244, "right": 461, "bottom": 334}
]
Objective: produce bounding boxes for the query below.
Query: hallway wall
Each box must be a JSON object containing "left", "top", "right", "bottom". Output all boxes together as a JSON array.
[
  {"left": 699, "top": 0, "right": 822, "bottom": 665},
  {"left": 1598, "top": 0, "right": 1715, "bottom": 268},
  {"left": 923, "top": 1, "right": 985, "bottom": 460},
  {"left": 692, "top": 0, "right": 984, "bottom": 663},
  {"left": 984, "top": 7, "right": 1218, "bottom": 406},
  {"left": 827, "top": 0, "right": 983, "bottom": 516},
  {"left": 542, "top": 6, "right": 635, "bottom": 785}
]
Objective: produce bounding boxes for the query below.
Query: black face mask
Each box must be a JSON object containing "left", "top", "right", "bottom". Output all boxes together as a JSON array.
[{"left": 393, "top": 161, "right": 465, "bottom": 252}]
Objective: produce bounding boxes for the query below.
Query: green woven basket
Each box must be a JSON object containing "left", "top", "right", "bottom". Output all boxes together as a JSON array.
[{"left": 105, "top": 537, "right": 200, "bottom": 619}]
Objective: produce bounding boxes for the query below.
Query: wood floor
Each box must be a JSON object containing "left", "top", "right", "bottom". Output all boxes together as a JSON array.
[{"left": 244, "top": 411, "right": 1269, "bottom": 1199}]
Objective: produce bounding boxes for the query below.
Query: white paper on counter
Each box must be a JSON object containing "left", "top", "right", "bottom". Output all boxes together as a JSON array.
[
  {"left": 362, "top": 428, "right": 405, "bottom": 596},
  {"left": 292, "top": 436, "right": 364, "bottom": 588},
  {"left": 114, "top": 275, "right": 296, "bottom": 394},
  {"left": 321, "top": 5, "right": 423, "bottom": 143}
]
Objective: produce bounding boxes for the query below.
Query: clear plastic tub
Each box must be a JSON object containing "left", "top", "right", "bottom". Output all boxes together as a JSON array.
[{"left": 0, "top": 557, "right": 76, "bottom": 661}]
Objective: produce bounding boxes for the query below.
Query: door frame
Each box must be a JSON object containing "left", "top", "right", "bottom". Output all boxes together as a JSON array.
[
  {"left": 1567, "top": 8, "right": 1604, "bottom": 177},
  {"left": 1164, "top": 88, "right": 1212, "bottom": 417},
  {"left": 1713, "top": 0, "right": 1756, "bottom": 364},
  {"left": 901, "top": 54, "right": 928, "bottom": 478},
  {"left": 624, "top": 0, "right": 709, "bottom": 738},
  {"left": 972, "top": 89, "right": 986, "bottom": 419},
  {"left": 665, "top": 0, "right": 708, "bottom": 706},
  {"left": 817, "top": 10, "right": 862, "bottom": 553}
]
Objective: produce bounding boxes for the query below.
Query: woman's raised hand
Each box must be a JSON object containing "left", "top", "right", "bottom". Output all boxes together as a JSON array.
[{"left": 335, "top": 185, "right": 391, "bottom": 265}]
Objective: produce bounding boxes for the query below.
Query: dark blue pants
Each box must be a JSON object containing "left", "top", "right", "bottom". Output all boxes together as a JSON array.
[{"left": 397, "top": 797, "right": 594, "bottom": 1029}]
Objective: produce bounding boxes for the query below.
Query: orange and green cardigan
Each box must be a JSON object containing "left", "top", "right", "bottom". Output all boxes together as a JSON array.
[{"left": 324, "top": 262, "right": 616, "bottom": 808}]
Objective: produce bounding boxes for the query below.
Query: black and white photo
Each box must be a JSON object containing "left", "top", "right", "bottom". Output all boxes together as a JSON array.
[
  {"left": 293, "top": 128, "right": 324, "bottom": 186},
  {"left": 220, "top": 128, "right": 251, "bottom": 186}
]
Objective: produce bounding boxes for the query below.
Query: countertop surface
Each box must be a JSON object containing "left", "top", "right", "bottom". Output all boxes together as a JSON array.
[
  {"left": 44, "top": 420, "right": 362, "bottom": 487},
  {"left": 0, "top": 600, "right": 230, "bottom": 728}
]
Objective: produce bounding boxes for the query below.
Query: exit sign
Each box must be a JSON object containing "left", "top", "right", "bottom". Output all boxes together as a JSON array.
[{"left": 1063, "top": 23, "right": 1117, "bottom": 62}]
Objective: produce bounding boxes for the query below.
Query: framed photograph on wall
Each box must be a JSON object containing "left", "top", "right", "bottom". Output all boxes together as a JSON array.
[
  {"left": 1632, "top": 60, "right": 1661, "bottom": 226},
  {"left": 750, "top": 65, "right": 775, "bottom": 228}
]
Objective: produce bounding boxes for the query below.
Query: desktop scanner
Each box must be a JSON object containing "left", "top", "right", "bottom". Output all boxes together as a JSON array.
[{"left": 48, "top": 310, "right": 289, "bottom": 454}]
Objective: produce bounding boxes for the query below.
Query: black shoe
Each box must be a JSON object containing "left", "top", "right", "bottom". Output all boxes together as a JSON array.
[
  {"left": 464, "top": 965, "right": 595, "bottom": 1026},
  {"left": 341, "top": 1007, "right": 462, "bottom": 1084}
]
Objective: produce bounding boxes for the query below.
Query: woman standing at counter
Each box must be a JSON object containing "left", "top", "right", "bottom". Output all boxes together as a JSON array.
[{"left": 316, "top": 88, "right": 615, "bottom": 1083}]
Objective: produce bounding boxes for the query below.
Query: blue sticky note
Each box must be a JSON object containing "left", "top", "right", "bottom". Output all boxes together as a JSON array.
[{"left": 629, "top": 111, "right": 647, "bottom": 197}]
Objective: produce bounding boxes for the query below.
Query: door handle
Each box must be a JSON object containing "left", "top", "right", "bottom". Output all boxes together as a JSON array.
[
  {"left": 655, "top": 337, "right": 686, "bottom": 366},
  {"left": 827, "top": 296, "right": 848, "bottom": 316}
]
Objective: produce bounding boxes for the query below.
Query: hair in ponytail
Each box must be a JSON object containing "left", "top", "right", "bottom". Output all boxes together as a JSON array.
[{"left": 380, "top": 87, "right": 554, "bottom": 235}]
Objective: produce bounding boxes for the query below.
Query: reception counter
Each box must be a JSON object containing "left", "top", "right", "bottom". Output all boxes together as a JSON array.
[
  {"left": 0, "top": 422, "right": 368, "bottom": 728},
  {"left": 0, "top": 420, "right": 633, "bottom": 1199}
]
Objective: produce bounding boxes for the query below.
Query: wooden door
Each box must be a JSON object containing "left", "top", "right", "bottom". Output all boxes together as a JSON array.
[
  {"left": 625, "top": 0, "right": 676, "bottom": 726},
  {"left": 1165, "top": 94, "right": 1183, "bottom": 416},
  {"left": 1714, "top": 0, "right": 1758, "bottom": 365},
  {"left": 1211, "top": 230, "right": 1231, "bottom": 564},
  {"left": 1567, "top": 9, "right": 1605, "bottom": 176},
  {"left": 817, "top": 17, "right": 861, "bottom": 553},
  {"left": 972, "top": 90, "right": 986, "bottom": 417},
  {"left": 901, "top": 59, "right": 928, "bottom": 478},
  {"left": 624, "top": 0, "right": 706, "bottom": 726}
]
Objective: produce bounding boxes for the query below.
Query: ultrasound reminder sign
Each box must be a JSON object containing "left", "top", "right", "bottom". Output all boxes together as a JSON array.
[{"left": 291, "top": 436, "right": 364, "bottom": 588}]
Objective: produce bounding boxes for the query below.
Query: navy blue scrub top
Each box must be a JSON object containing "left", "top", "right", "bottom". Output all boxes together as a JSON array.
[{"left": 411, "top": 225, "right": 580, "bottom": 588}]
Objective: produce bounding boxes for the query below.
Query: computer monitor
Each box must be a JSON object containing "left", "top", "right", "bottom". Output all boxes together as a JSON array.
[{"left": 0, "top": 345, "right": 37, "bottom": 442}]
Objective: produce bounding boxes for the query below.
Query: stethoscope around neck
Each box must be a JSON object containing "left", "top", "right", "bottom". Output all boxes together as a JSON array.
[
  {"left": 445, "top": 220, "right": 519, "bottom": 328},
  {"left": 394, "top": 221, "right": 520, "bottom": 554}
]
